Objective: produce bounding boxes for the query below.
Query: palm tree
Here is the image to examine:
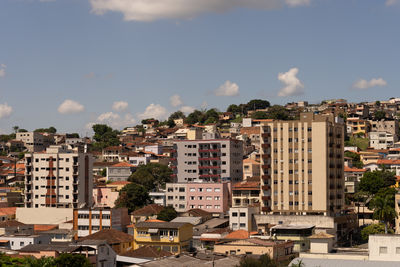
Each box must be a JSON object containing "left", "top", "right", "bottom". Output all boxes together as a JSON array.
[
  {"left": 12, "top": 126, "right": 19, "bottom": 134},
  {"left": 370, "top": 194, "right": 398, "bottom": 234}
]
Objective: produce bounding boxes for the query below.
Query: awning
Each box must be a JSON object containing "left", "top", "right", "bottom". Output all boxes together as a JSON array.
[{"left": 148, "top": 228, "right": 159, "bottom": 234}]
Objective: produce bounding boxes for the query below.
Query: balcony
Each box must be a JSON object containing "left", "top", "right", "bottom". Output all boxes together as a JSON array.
[
  {"left": 198, "top": 157, "right": 221, "bottom": 161},
  {"left": 262, "top": 154, "right": 270, "bottom": 159},
  {"left": 262, "top": 144, "right": 270, "bottom": 149},
  {"left": 198, "top": 166, "right": 220, "bottom": 169},
  {"left": 199, "top": 149, "right": 220, "bottom": 153},
  {"left": 262, "top": 196, "right": 271, "bottom": 201},
  {"left": 170, "top": 165, "right": 177, "bottom": 169},
  {"left": 261, "top": 185, "right": 270, "bottom": 190},
  {"left": 199, "top": 174, "right": 221, "bottom": 178},
  {"left": 170, "top": 158, "right": 177, "bottom": 161},
  {"left": 261, "top": 207, "right": 271, "bottom": 212},
  {"left": 262, "top": 175, "right": 271, "bottom": 180},
  {"left": 262, "top": 133, "right": 271, "bottom": 138}
]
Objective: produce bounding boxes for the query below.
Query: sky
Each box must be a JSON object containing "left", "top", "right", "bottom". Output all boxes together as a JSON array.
[{"left": 0, "top": 0, "right": 400, "bottom": 135}]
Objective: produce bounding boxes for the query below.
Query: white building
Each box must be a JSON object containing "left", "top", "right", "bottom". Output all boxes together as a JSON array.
[
  {"left": 24, "top": 145, "right": 93, "bottom": 209},
  {"left": 16, "top": 132, "right": 54, "bottom": 152},
  {"left": 229, "top": 206, "right": 259, "bottom": 231},
  {"left": 369, "top": 235, "right": 400, "bottom": 261},
  {"left": 369, "top": 132, "right": 395, "bottom": 150}
]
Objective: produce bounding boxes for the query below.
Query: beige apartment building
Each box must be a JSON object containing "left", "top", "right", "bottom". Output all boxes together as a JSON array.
[
  {"left": 24, "top": 145, "right": 93, "bottom": 209},
  {"left": 16, "top": 132, "right": 55, "bottom": 152},
  {"left": 260, "top": 113, "right": 344, "bottom": 216}
]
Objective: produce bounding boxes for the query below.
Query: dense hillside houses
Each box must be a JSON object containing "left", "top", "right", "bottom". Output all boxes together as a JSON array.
[{"left": 1, "top": 97, "right": 400, "bottom": 265}]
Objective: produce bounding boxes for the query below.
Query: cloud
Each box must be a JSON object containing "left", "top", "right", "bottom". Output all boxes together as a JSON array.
[
  {"left": 89, "top": 0, "right": 310, "bottom": 22},
  {"left": 138, "top": 104, "right": 168, "bottom": 120},
  {"left": 277, "top": 67, "right": 304, "bottom": 97},
  {"left": 0, "top": 103, "right": 12, "bottom": 119},
  {"left": 214, "top": 80, "right": 240, "bottom": 96},
  {"left": 285, "top": 0, "right": 310, "bottom": 7},
  {"left": 112, "top": 101, "right": 128, "bottom": 112},
  {"left": 180, "top": 106, "right": 195, "bottom": 114},
  {"left": 57, "top": 99, "right": 85, "bottom": 114},
  {"left": 170, "top": 94, "right": 183, "bottom": 107},
  {"left": 352, "top": 78, "right": 387, "bottom": 90},
  {"left": 386, "top": 0, "right": 398, "bottom": 6},
  {"left": 90, "top": 111, "right": 136, "bottom": 129},
  {"left": 0, "top": 64, "right": 6, "bottom": 78}
]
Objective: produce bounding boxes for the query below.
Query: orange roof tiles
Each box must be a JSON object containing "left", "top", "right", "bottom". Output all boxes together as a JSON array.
[
  {"left": 377, "top": 159, "right": 400, "bottom": 165},
  {"left": 145, "top": 219, "right": 165, "bottom": 223},
  {"left": 0, "top": 207, "right": 17, "bottom": 216},
  {"left": 224, "top": 230, "right": 250, "bottom": 240},
  {"left": 34, "top": 224, "right": 58, "bottom": 232},
  {"left": 233, "top": 181, "right": 260, "bottom": 190},
  {"left": 344, "top": 166, "right": 367, "bottom": 172},
  {"left": 112, "top": 162, "right": 134, "bottom": 167}
]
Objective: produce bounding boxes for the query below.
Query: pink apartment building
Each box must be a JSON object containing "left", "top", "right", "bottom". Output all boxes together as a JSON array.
[
  {"left": 166, "top": 182, "right": 231, "bottom": 213},
  {"left": 93, "top": 187, "right": 119, "bottom": 208}
]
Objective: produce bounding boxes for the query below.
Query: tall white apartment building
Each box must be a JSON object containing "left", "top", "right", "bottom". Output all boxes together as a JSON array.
[
  {"left": 170, "top": 139, "right": 243, "bottom": 183},
  {"left": 260, "top": 113, "right": 345, "bottom": 216},
  {"left": 24, "top": 145, "right": 93, "bottom": 208}
]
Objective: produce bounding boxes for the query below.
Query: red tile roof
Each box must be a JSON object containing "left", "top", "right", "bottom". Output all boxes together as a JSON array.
[
  {"left": 34, "top": 224, "right": 58, "bottom": 232},
  {"left": 131, "top": 204, "right": 164, "bottom": 216},
  {"left": 0, "top": 207, "right": 17, "bottom": 216},
  {"left": 344, "top": 166, "right": 367, "bottom": 172},
  {"left": 112, "top": 162, "right": 134, "bottom": 167},
  {"left": 232, "top": 181, "right": 260, "bottom": 190},
  {"left": 377, "top": 159, "right": 400, "bottom": 165},
  {"left": 224, "top": 230, "right": 250, "bottom": 240},
  {"left": 79, "top": 229, "right": 134, "bottom": 244}
]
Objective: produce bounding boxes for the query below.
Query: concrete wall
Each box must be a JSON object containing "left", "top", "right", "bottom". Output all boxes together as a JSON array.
[
  {"left": 16, "top": 207, "right": 73, "bottom": 224},
  {"left": 369, "top": 235, "right": 400, "bottom": 261}
]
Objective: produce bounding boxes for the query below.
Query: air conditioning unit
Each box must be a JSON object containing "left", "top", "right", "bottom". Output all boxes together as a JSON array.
[{"left": 169, "top": 236, "right": 174, "bottom": 241}]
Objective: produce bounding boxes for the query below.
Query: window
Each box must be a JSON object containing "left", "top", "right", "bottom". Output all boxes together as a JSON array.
[
  {"left": 206, "top": 196, "right": 212, "bottom": 200},
  {"left": 232, "top": 212, "right": 238, "bottom": 217},
  {"left": 206, "top": 188, "right": 212, "bottom": 192},
  {"left": 214, "top": 196, "right": 220, "bottom": 200},
  {"left": 396, "top": 247, "right": 400, "bottom": 254},
  {"left": 20, "top": 242, "right": 24, "bottom": 246},
  {"left": 190, "top": 196, "right": 195, "bottom": 200},
  {"left": 206, "top": 205, "right": 212, "bottom": 209},
  {"left": 198, "top": 188, "right": 203, "bottom": 192},
  {"left": 239, "top": 223, "right": 246, "bottom": 227},
  {"left": 240, "top": 212, "right": 246, "bottom": 217},
  {"left": 214, "top": 205, "right": 220, "bottom": 209},
  {"left": 198, "top": 205, "right": 203, "bottom": 209},
  {"left": 379, "top": 247, "right": 388, "bottom": 254},
  {"left": 189, "top": 188, "right": 195, "bottom": 192},
  {"left": 179, "top": 187, "right": 185, "bottom": 192},
  {"left": 198, "top": 196, "right": 203, "bottom": 200},
  {"left": 214, "top": 188, "right": 221, "bottom": 192}
]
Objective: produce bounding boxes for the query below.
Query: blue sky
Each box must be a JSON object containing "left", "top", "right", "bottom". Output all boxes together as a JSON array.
[{"left": 0, "top": 0, "right": 399, "bottom": 135}]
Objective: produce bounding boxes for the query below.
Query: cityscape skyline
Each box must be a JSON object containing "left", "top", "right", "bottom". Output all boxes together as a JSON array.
[{"left": 1, "top": 0, "right": 400, "bottom": 135}]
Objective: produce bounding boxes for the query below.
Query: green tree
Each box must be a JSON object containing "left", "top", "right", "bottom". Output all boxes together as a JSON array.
[
  {"left": 226, "top": 104, "right": 241, "bottom": 114},
  {"left": 66, "top": 133, "right": 80, "bottom": 138},
  {"left": 374, "top": 110, "right": 386, "bottom": 120},
  {"left": 169, "top": 111, "right": 185, "bottom": 120},
  {"left": 370, "top": 193, "right": 398, "bottom": 234},
  {"left": 34, "top": 127, "right": 57, "bottom": 134},
  {"left": 185, "top": 110, "right": 203, "bottom": 125},
  {"left": 245, "top": 99, "right": 271, "bottom": 112},
  {"left": 115, "top": 183, "right": 151, "bottom": 213},
  {"left": 344, "top": 151, "right": 363, "bottom": 168},
  {"left": 129, "top": 163, "right": 172, "bottom": 190},
  {"left": 266, "top": 105, "right": 290, "bottom": 120},
  {"left": 251, "top": 111, "right": 268, "bottom": 119},
  {"left": 100, "top": 168, "right": 107, "bottom": 177},
  {"left": 361, "top": 223, "right": 393, "bottom": 240},
  {"left": 18, "top": 129, "right": 28, "bottom": 133},
  {"left": 54, "top": 253, "right": 92, "bottom": 267},
  {"left": 358, "top": 170, "right": 396, "bottom": 196},
  {"left": 91, "top": 124, "right": 120, "bottom": 150},
  {"left": 157, "top": 206, "right": 178, "bottom": 222}
]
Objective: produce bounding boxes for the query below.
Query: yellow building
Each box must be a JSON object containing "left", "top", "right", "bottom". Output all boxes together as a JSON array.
[
  {"left": 347, "top": 118, "right": 370, "bottom": 136},
  {"left": 214, "top": 238, "right": 294, "bottom": 261},
  {"left": 133, "top": 221, "right": 193, "bottom": 254}
]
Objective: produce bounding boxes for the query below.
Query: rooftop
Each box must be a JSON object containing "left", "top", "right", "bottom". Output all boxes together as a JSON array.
[{"left": 79, "top": 229, "right": 134, "bottom": 244}]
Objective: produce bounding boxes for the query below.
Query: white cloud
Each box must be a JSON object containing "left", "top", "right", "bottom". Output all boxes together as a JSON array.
[
  {"left": 91, "top": 111, "right": 136, "bottom": 129},
  {"left": 352, "top": 78, "right": 387, "bottom": 90},
  {"left": 386, "top": 0, "right": 398, "bottom": 6},
  {"left": 138, "top": 104, "right": 168, "bottom": 120},
  {"left": 57, "top": 99, "right": 85, "bottom": 114},
  {"left": 277, "top": 67, "right": 304, "bottom": 97},
  {"left": 0, "top": 103, "right": 12, "bottom": 119},
  {"left": 170, "top": 94, "right": 183, "bottom": 107},
  {"left": 89, "top": 0, "right": 310, "bottom": 22},
  {"left": 285, "top": 0, "right": 310, "bottom": 7},
  {"left": 112, "top": 101, "right": 128, "bottom": 112},
  {"left": 0, "top": 64, "right": 6, "bottom": 78},
  {"left": 214, "top": 80, "right": 240, "bottom": 96},
  {"left": 180, "top": 106, "right": 195, "bottom": 114}
]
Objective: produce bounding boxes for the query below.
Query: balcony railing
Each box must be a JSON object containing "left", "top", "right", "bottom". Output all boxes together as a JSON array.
[
  {"left": 198, "top": 157, "right": 221, "bottom": 161},
  {"left": 261, "top": 185, "right": 270, "bottom": 190},
  {"left": 262, "top": 207, "right": 271, "bottom": 212},
  {"left": 199, "top": 165, "right": 220, "bottom": 169}
]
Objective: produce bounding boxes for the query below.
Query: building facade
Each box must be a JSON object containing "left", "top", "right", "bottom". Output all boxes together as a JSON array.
[
  {"left": 24, "top": 145, "right": 93, "bottom": 208},
  {"left": 171, "top": 139, "right": 243, "bottom": 183},
  {"left": 260, "top": 113, "right": 345, "bottom": 216},
  {"left": 16, "top": 132, "right": 54, "bottom": 152}
]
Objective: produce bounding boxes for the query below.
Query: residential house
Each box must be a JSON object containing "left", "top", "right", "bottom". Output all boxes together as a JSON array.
[
  {"left": 133, "top": 221, "right": 193, "bottom": 254},
  {"left": 232, "top": 181, "right": 260, "bottom": 207},
  {"left": 106, "top": 162, "right": 135, "bottom": 182},
  {"left": 79, "top": 228, "right": 134, "bottom": 254},
  {"left": 243, "top": 158, "right": 260, "bottom": 180}
]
